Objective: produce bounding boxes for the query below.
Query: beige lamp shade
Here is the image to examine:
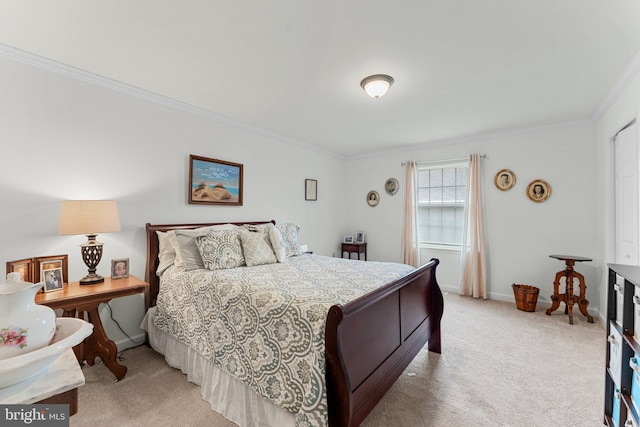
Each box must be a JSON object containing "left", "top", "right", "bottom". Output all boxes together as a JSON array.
[{"left": 59, "top": 200, "right": 121, "bottom": 236}]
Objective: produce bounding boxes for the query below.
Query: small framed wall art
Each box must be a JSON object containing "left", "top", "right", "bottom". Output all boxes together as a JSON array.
[
  {"left": 527, "top": 179, "right": 551, "bottom": 203},
  {"left": 366, "top": 191, "right": 380, "bottom": 207},
  {"left": 305, "top": 179, "right": 317, "bottom": 201},
  {"left": 344, "top": 235, "right": 354, "bottom": 244},
  {"left": 189, "top": 154, "right": 243, "bottom": 206},
  {"left": 356, "top": 232, "right": 365, "bottom": 243},
  {"left": 385, "top": 178, "right": 399, "bottom": 195},
  {"left": 494, "top": 169, "right": 516, "bottom": 191}
]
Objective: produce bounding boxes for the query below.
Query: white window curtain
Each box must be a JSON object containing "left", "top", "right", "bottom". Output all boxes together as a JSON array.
[
  {"left": 459, "top": 153, "right": 487, "bottom": 298},
  {"left": 402, "top": 161, "right": 419, "bottom": 267}
]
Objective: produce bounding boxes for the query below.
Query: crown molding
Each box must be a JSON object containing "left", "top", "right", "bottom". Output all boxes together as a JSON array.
[
  {"left": 0, "top": 43, "right": 343, "bottom": 160},
  {"left": 347, "top": 118, "right": 594, "bottom": 161},
  {"left": 592, "top": 47, "right": 640, "bottom": 122}
]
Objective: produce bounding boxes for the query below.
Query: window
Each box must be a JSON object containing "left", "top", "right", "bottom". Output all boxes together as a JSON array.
[{"left": 417, "top": 162, "right": 467, "bottom": 248}]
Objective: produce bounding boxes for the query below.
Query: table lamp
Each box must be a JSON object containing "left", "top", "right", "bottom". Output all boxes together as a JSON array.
[{"left": 58, "top": 200, "right": 121, "bottom": 284}]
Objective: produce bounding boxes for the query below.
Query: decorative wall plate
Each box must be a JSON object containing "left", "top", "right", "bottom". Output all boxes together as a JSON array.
[
  {"left": 366, "top": 191, "right": 379, "bottom": 207},
  {"left": 526, "top": 179, "right": 551, "bottom": 202},
  {"left": 494, "top": 169, "right": 515, "bottom": 191},
  {"left": 385, "top": 178, "right": 399, "bottom": 195}
]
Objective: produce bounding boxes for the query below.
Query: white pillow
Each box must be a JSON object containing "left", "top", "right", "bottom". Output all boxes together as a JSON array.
[
  {"left": 170, "top": 224, "right": 238, "bottom": 270},
  {"left": 156, "top": 231, "right": 176, "bottom": 276},
  {"left": 269, "top": 226, "right": 287, "bottom": 263},
  {"left": 276, "top": 223, "right": 302, "bottom": 258}
]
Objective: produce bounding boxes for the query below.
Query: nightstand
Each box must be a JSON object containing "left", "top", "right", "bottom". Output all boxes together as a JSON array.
[
  {"left": 36, "top": 275, "right": 149, "bottom": 381},
  {"left": 342, "top": 242, "right": 367, "bottom": 261}
]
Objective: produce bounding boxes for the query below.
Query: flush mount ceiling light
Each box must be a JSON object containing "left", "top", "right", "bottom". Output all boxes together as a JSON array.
[{"left": 360, "top": 74, "right": 394, "bottom": 99}]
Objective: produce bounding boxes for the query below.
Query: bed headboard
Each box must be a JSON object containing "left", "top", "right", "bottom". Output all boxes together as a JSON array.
[{"left": 144, "top": 220, "right": 276, "bottom": 306}]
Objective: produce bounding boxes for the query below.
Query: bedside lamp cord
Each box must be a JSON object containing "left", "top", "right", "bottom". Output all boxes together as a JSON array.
[{"left": 105, "top": 302, "right": 146, "bottom": 360}]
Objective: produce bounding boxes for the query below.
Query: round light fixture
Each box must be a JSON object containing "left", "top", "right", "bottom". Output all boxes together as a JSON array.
[{"left": 360, "top": 74, "right": 394, "bottom": 99}]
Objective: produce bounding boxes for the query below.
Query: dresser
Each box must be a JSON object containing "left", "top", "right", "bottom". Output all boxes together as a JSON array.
[{"left": 604, "top": 264, "right": 640, "bottom": 426}]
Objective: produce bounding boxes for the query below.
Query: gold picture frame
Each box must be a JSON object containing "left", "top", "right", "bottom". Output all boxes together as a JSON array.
[
  {"left": 527, "top": 179, "right": 551, "bottom": 203},
  {"left": 366, "top": 191, "right": 380, "bottom": 207},
  {"left": 494, "top": 169, "right": 516, "bottom": 191},
  {"left": 6, "top": 258, "right": 34, "bottom": 283}
]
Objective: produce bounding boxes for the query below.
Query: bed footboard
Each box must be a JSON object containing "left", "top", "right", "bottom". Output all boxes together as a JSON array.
[{"left": 325, "top": 258, "right": 443, "bottom": 427}]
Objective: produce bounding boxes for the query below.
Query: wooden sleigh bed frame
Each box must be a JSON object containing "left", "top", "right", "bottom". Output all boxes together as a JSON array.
[{"left": 145, "top": 220, "right": 444, "bottom": 427}]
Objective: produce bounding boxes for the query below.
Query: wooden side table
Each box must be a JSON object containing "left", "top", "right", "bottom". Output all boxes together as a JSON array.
[
  {"left": 545, "top": 255, "right": 594, "bottom": 324},
  {"left": 36, "top": 275, "right": 149, "bottom": 381},
  {"left": 342, "top": 242, "right": 367, "bottom": 261}
]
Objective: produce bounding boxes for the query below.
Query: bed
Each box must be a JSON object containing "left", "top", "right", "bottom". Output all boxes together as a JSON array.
[{"left": 143, "top": 220, "right": 443, "bottom": 427}]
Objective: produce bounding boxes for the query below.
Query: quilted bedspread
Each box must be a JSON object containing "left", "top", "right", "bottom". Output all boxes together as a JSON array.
[{"left": 152, "top": 254, "right": 414, "bottom": 426}]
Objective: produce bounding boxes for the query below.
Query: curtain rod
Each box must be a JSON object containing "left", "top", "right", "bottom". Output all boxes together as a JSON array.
[{"left": 401, "top": 154, "right": 486, "bottom": 166}]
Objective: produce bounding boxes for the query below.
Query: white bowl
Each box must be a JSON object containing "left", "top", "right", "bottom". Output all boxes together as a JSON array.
[{"left": 0, "top": 317, "right": 93, "bottom": 388}]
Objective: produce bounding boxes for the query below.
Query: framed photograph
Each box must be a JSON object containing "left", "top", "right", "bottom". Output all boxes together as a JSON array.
[
  {"left": 111, "top": 258, "right": 130, "bottom": 279},
  {"left": 34, "top": 255, "right": 68, "bottom": 285},
  {"left": 385, "top": 178, "right": 399, "bottom": 195},
  {"left": 344, "top": 235, "right": 354, "bottom": 244},
  {"left": 366, "top": 190, "right": 380, "bottom": 207},
  {"left": 527, "top": 179, "right": 551, "bottom": 203},
  {"left": 356, "top": 232, "right": 365, "bottom": 244},
  {"left": 42, "top": 267, "right": 64, "bottom": 292},
  {"left": 305, "top": 179, "right": 318, "bottom": 201},
  {"left": 189, "top": 154, "right": 243, "bottom": 206},
  {"left": 6, "top": 258, "right": 34, "bottom": 283},
  {"left": 494, "top": 169, "right": 516, "bottom": 191}
]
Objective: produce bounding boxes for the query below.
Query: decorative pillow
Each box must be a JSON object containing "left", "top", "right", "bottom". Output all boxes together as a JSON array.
[
  {"left": 156, "top": 231, "right": 176, "bottom": 276},
  {"left": 269, "top": 226, "right": 287, "bottom": 263},
  {"left": 195, "top": 229, "right": 245, "bottom": 270},
  {"left": 170, "top": 224, "right": 238, "bottom": 270},
  {"left": 276, "top": 223, "right": 302, "bottom": 258},
  {"left": 238, "top": 229, "right": 277, "bottom": 267},
  {"left": 243, "top": 223, "right": 273, "bottom": 233}
]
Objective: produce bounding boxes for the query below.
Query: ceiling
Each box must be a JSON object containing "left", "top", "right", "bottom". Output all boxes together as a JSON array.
[{"left": 1, "top": 1, "right": 640, "bottom": 158}]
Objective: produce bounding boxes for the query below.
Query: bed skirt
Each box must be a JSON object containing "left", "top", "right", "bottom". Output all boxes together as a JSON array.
[{"left": 141, "top": 308, "right": 296, "bottom": 427}]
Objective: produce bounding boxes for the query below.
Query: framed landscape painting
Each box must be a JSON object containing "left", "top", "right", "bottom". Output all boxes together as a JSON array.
[{"left": 188, "top": 155, "right": 243, "bottom": 206}]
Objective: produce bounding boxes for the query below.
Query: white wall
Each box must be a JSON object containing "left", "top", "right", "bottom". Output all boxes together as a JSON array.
[
  {"left": 0, "top": 56, "right": 346, "bottom": 349},
  {"left": 595, "top": 71, "right": 640, "bottom": 318},
  {"left": 344, "top": 123, "right": 600, "bottom": 311}
]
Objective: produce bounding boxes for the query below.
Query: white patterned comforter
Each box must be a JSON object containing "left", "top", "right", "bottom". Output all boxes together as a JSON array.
[{"left": 152, "top": 254, "right": 414, "bottom": 426}]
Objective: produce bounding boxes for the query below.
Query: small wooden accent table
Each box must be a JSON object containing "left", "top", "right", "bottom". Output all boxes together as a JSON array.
[
  {"left": 545, "top": 255, "right": 594, "bottom": 324},
  {"left": 36, "top": 275, "right": 149, "bottom": 381},
  {"left": 342, "top": 242, "right": 367, "bottom": 261}
]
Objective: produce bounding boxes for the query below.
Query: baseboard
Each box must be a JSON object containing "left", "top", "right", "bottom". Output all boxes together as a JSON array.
[{"left": 439, "top": 285, "right": 602, "bottom": 324}]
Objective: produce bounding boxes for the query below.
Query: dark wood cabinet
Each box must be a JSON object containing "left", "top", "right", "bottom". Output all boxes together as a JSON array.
[
  {"left": 342, "top": 243, "right": 367, "bottom": 261},
  {"left": 604, "top": 264, "right": 640, "bottom": 426}
]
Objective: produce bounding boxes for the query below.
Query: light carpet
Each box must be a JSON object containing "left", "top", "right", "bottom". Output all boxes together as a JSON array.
[{"left": 70, "top": 293, "right": 605, "bottom": 427}]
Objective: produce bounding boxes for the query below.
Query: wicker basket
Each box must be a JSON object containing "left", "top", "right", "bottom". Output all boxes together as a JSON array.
[{"left": 512, "top": 284, "right": 539, "bottom": 312}]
